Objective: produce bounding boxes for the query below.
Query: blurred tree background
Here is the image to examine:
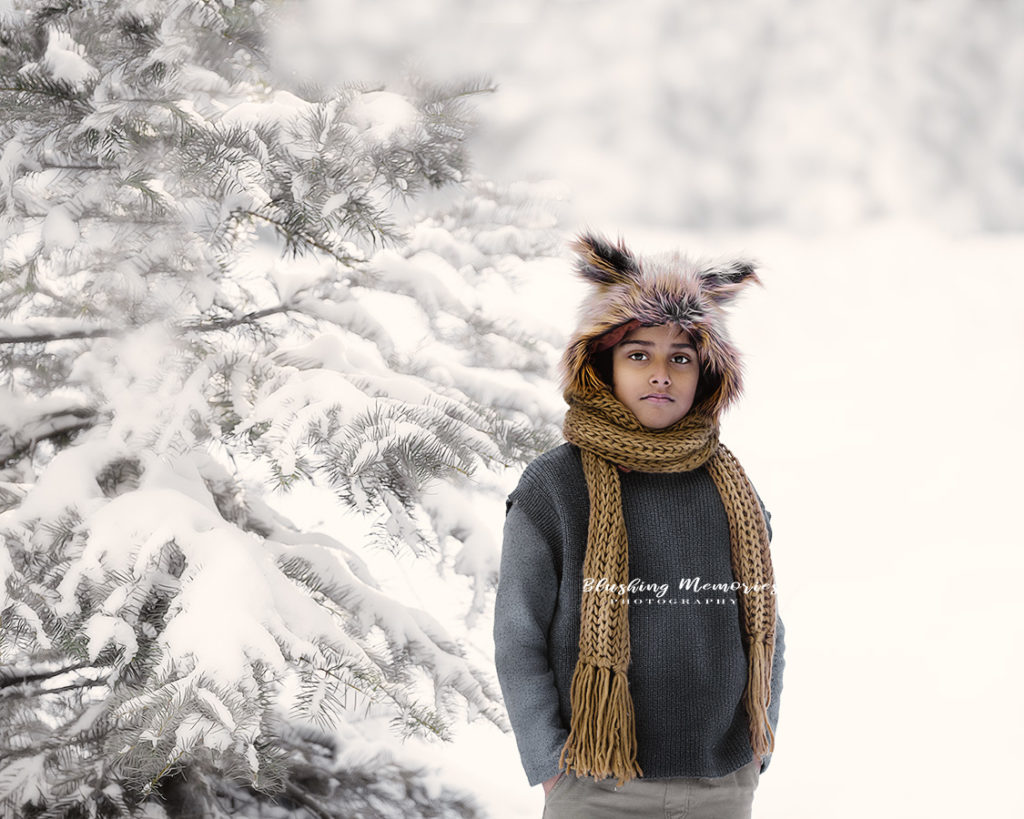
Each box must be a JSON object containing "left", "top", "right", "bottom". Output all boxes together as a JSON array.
[{"left": 272, "top": 0, "right": 1024, "bottom": 232}]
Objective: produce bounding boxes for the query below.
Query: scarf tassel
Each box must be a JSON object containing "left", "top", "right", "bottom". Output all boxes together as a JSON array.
[
  {"left": 745, "top": 638, "right": 776, "bottom": 758},
  {"left": 559, "top": 660, "right": 644, "bottom": 787}
]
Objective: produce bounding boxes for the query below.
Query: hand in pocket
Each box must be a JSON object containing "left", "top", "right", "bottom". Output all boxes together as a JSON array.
[{"left": 543, "top": 771, "right": 564, "bottom": 797}]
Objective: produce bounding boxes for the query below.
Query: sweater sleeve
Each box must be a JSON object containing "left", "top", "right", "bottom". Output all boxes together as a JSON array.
[
  {"left": 760, "top": 609, "right": 786, "bottom": 773},
  {"left": 753, "top": 490, "right": 785, "bottom": 774},
  {"left": 754, "top": 490, "right": 773, "bottom": 542},
  {"left": 493, "top": 490, "right": 570, "bottom": 786}
]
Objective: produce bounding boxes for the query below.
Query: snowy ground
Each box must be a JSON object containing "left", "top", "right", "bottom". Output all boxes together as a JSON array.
[{"left": 363, "top": 221, "right": 1024, "bottom": 819}]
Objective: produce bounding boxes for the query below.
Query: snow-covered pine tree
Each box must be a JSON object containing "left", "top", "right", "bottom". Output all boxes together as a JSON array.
[{"left": 0, "top": 0, "right": 565, "bottom": 816}]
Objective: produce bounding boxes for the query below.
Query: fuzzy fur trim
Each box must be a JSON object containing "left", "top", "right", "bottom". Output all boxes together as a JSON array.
[{"left": 559, "top": 232, "right": 762, "bottom": 419}]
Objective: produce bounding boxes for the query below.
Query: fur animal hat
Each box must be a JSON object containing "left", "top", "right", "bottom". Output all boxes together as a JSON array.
[{"left": 558, "top": 232, "right": 762, "bottom": 420}]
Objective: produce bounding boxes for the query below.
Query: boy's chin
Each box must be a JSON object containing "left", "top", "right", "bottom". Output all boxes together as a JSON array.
[{"left": 635, "top": 411, "right": 689, "bottom": 431}]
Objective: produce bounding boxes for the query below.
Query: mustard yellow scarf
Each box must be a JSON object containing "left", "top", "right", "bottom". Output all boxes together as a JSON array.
[{"left": 558, "top": 385, "right": 777, "bottom": 786}]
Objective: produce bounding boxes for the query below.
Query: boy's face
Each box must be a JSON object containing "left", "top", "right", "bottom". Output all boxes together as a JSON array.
[{"left": 610, "top": 324, "right": 700, "bottom": 429}]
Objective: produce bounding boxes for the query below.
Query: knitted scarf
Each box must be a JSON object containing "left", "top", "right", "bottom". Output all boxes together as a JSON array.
[{"left": 558, "top": 385, "right": 777, "bottom": 786}]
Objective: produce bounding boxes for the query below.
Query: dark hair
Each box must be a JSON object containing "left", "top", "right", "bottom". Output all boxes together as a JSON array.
[
  {"left": 692, "top": 368, "right": 719, "bottom": 408},
  {"left": 593, "top": 347, "right": 614, "bottom": 387}
]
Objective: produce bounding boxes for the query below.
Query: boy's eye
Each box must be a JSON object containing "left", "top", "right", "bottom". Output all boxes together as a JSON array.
[{"left": 626, "top": 351, "right": 691, "bottom": 364}]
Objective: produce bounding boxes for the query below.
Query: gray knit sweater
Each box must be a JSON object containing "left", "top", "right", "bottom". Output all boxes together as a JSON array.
[{"left": 493, "top": 442, "right": 785, "bottom": 787}]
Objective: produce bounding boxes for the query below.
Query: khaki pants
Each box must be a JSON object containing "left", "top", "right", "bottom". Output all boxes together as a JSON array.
[{"left": 541, "top": 759, "right": 760, "bottom": 819}]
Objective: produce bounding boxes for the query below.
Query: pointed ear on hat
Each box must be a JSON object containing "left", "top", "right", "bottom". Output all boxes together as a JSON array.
[
  {"left": 570, "top": 232, "right": 641, "bottom": 287},
  {"left": 699, "top": 258, "right": 762, "bottom": 305}
]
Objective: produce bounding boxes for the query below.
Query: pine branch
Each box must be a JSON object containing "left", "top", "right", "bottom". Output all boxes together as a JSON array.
[
  {"left": 178, "top": 303, "right": 294, "bottom": 333},
  {"left": 0, "top": 405, "right": 98, "bottom": 464},
  {"left": 281, "top": 781, "right": 333, "bottom": 819},
  {"left": 0, "top": 661, "right": 95, "bottom": 689},
  {"left": 0, "top": 305, "right": 295, "bottom": 345},
  {"left": 0, "top": 328, "right": 117, "bottom": 344},
  {"left": 0, "top": 81, "right": 89, "bottom": 104},
  {"left": 36, "top": 162, "right": 113, "bottom": 171},
  {"left": 2, "top": 677, "right": 108, "bottom": 699},
  {"left": 0, "top": 291, "right": 405, "bottom": 348},
  {"left": 234, "top": 209, "right": 370, "bottom": 264}
]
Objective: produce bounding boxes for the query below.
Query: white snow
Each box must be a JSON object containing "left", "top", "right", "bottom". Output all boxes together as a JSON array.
[
  {"left": 237, "top": 368, "right": 376, "bottom": 436},
  {"left": 195, "top": 686, "right": 237, "bottom": 732},
  {"left": 271, "top": 332, "right": 390, "bottom": 375},
  {"left": 320, "top": 191, "right": 350, "bottom": 217},
  {"left": 0, "top": 385, "right": 91, "bottom": 433},
  {"left": 369, "top": 249, "right": 473, "bottom": 315},
  {"left": 217, "top": 89, "right": 310, "bottom": 130},
  {"left": 0, "top": 755, "right": 48, "bottom": 805},
  {"left": 40, "top": 206, "right": 79, "bottom": 249},
  {"left": 6, "top": 435, "right": 116, "bottom": 523},
  {"left": 84, "top": 613, "right": 139, "bottom": 665},
  {"left": 39, "top": 29, "right": 98, "bottom": 86},
  {"left": 345, "top": 91, "right": 420, "bottom": 143},
  {"left": 0, "top": 536, "right": 13, "bottom": 612}
]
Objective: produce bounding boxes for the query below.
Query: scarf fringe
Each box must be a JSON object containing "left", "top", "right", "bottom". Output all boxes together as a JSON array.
[
  {"left": 558, "top": 661, "right": 644, "bottom": 787},
  {"left": 746, "top": 637, "right": 776, "bottom": 757}
]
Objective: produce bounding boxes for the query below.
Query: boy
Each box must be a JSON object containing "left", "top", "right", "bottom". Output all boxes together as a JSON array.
[{"left": 493, "top": 233, "right": 785, "bottom": 818}]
